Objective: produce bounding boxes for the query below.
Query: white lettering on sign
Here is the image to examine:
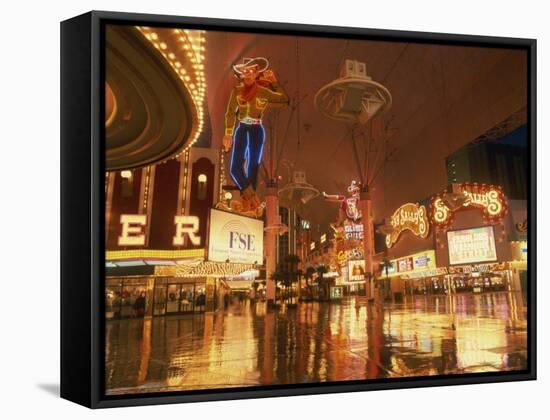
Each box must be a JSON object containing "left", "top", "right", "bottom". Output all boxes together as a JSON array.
[
  {"left": 383, "top": 250, "right": 437, "bottom": 278},
  {"left": 447, "top": 227, "right": 497, "bottom": 265},
  {"left": 118, "top": 214, "right": 147, "bottom": 246},
  {"left": 432, "top": 183, "right": 506, "bottom": 227},
  {"left": 462, "top": 188, "right": 503, "bottom": 216},
  {"left": 173, "top": 215, "right": 201, "bottom": 246},
  {"left": 344, "top": 223, "right": 364, "bottom": 240}
]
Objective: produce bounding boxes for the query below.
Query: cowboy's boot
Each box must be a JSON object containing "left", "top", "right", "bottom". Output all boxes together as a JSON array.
[
  {"left": 229, "top": 199, "right": 244, "bottom": 213},
  {"left": 240, "top": 186, "right": 255, "bottom": 213},
  {"left": 247, "top": 187, "right": 261, "bottom": 211}
]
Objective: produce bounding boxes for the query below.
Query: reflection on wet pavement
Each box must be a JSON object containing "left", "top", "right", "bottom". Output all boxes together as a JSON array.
[{"left": 105, "top": 292, "right": 527, "bottom": 395}]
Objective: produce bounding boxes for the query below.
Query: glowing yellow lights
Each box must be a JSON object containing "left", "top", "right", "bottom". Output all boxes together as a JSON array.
[
  {"left": 142, "top": 166, "right": 152, "bottom": 211},
  {"left": 120, "top": 170, "right": 132, "bottom": 179},
  {"left": 118, "top": 214, "right": 147, "bottom": 246},
  {"left": 433, "top": 198, "right": 449, "bottom": 223},
  {"left": 136, "top": 25, "right": 207, "bottom": 160},
  {"left": 106, "top": 248, "right": 205, "bottom": 261},
  {"left": 476, "top": 189, "right": 503, "bottom": 216},
  {"left": 431, "top": 183, "right": 507, "bottom": 227},
  {"left": 386, "top": 202, "right": 430, "bottom": 248}
]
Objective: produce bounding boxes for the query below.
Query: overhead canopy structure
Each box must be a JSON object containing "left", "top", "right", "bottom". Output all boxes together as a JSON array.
[{"left": 203, "top": 32, "right": 527, "bottom": 230}]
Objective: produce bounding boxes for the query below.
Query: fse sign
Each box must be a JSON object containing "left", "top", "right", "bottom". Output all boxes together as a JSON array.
[{"left": 207, "top": 208, "right": 264, "bottom": 264}]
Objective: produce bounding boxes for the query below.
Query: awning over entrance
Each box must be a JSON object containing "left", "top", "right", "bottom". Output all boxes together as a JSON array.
[
  {"left": 155, "top": 261, "right": 260, "bottom": 278},
  {"left": 222, "top": 280, "right": 254, "bottom": 290},
  {"left": 105, "top": 249, "right": 205, "bottom": 268}
]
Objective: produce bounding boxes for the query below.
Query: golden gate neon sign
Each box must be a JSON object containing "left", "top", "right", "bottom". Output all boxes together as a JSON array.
[
  {"left": 386, "top": 203, "right": 429, "bottom": 248},
  {"left": 431, "top": 183, "right": 507, "bottom": 228}
]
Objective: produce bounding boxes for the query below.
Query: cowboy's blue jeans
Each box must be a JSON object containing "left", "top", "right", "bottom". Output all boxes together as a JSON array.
[{"left": 230, "top": 123, "right": 265, "bottom": 191}]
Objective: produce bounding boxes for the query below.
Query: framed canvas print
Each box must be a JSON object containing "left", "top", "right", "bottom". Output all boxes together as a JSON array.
[{"left": 60, "top": 11, "right": 536, "bottom": 408}]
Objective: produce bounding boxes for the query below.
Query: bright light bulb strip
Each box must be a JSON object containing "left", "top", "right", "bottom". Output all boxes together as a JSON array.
[
  {"left": 106, "top": 248, "right": 205, "bottom": 261},
  {"left": 135, "top": 26, "right": 207, "bottom": 163}
]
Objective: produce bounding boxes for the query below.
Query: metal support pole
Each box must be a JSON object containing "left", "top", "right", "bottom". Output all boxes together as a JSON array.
[
  {"left": 265, "top": 181, "right": 278, "bottom": 305},
  {"left": 360, "top": 186, "right": 374, "bottom": 301}
]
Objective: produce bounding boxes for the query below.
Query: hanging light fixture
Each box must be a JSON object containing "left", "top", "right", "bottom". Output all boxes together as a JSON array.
[
  {"left": 264, "top": 214, "right": 288, "bottom": 236},
  {"left": 314, "top": 59, "right": 392, "bottom": 125},
  {"left": 278, "top": 170, "right": 320, "bottom": 207}
]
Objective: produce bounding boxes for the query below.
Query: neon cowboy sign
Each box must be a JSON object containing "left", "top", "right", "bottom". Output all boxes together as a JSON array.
[{"left": 431, "top": 183, "right": 507, "bottom": 228}]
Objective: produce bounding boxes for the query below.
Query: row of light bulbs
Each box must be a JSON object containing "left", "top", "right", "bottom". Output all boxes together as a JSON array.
[{"left": 136, "top": 26, "right": 207, "bottom": 163}]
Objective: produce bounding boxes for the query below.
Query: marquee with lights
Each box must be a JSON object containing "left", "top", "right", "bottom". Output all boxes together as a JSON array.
[
  {"left": 155, "top": 261, "right": 259, "bottom": 278},
  {"left": 385, "top": 202, "right": 429, "bottom": 248},
  {"left": 430, "top": 183, "right": 508, "bottom": 229},
  {"left": 136, "top": 26, "right": 207, "bottom": 162}
]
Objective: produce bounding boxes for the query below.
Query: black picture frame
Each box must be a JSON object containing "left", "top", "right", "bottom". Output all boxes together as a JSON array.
[{"left": 61, "top": 10, "right": 537, "bottom": 409}]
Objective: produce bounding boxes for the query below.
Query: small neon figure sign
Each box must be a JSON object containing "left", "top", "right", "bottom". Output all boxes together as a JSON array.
[{"left": 323, "top": 180, "right": 363, "bottom": 223}]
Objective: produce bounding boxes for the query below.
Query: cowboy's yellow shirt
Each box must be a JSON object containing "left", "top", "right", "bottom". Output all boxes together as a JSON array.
[{"left": 224, "top": 84, "right": 289, "bottom": 135}]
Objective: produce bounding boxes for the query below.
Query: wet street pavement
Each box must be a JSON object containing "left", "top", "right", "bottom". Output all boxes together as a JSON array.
[{"left": 105, "top": 292, "right": 528, "bottom": 395}]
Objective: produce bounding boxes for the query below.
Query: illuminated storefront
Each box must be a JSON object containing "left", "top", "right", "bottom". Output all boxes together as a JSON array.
[
  {"left": 440, "top": 226, "right": 507, "bottom": 293},
  {"left": 105, "top": 170, "right": 264, "bottom": 318},
  {"left": 379, "top": 250, "right": 444, "bottom": 296},
  {"left": 377, "top": 183, "right": 527, "bottom": 297},
  {"left": 431, "top": 184, "right": 525, "bottom": 294},
  {"left": 105, "top": 276, "right": 151, "bottom": 319},
  {"left": 507, "top": 199, "right": 528, "bottom": 294},
  {"left": 345, "top": 258, "right": 367, "bottom": 294}
]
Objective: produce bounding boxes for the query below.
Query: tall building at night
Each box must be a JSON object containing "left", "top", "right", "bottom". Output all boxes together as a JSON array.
[
  {"left": 446, "top": 124, "right": 527, "bottom": 199},
  {"left": 277, "top": 207, "right": 298, "bottom": 264}
]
